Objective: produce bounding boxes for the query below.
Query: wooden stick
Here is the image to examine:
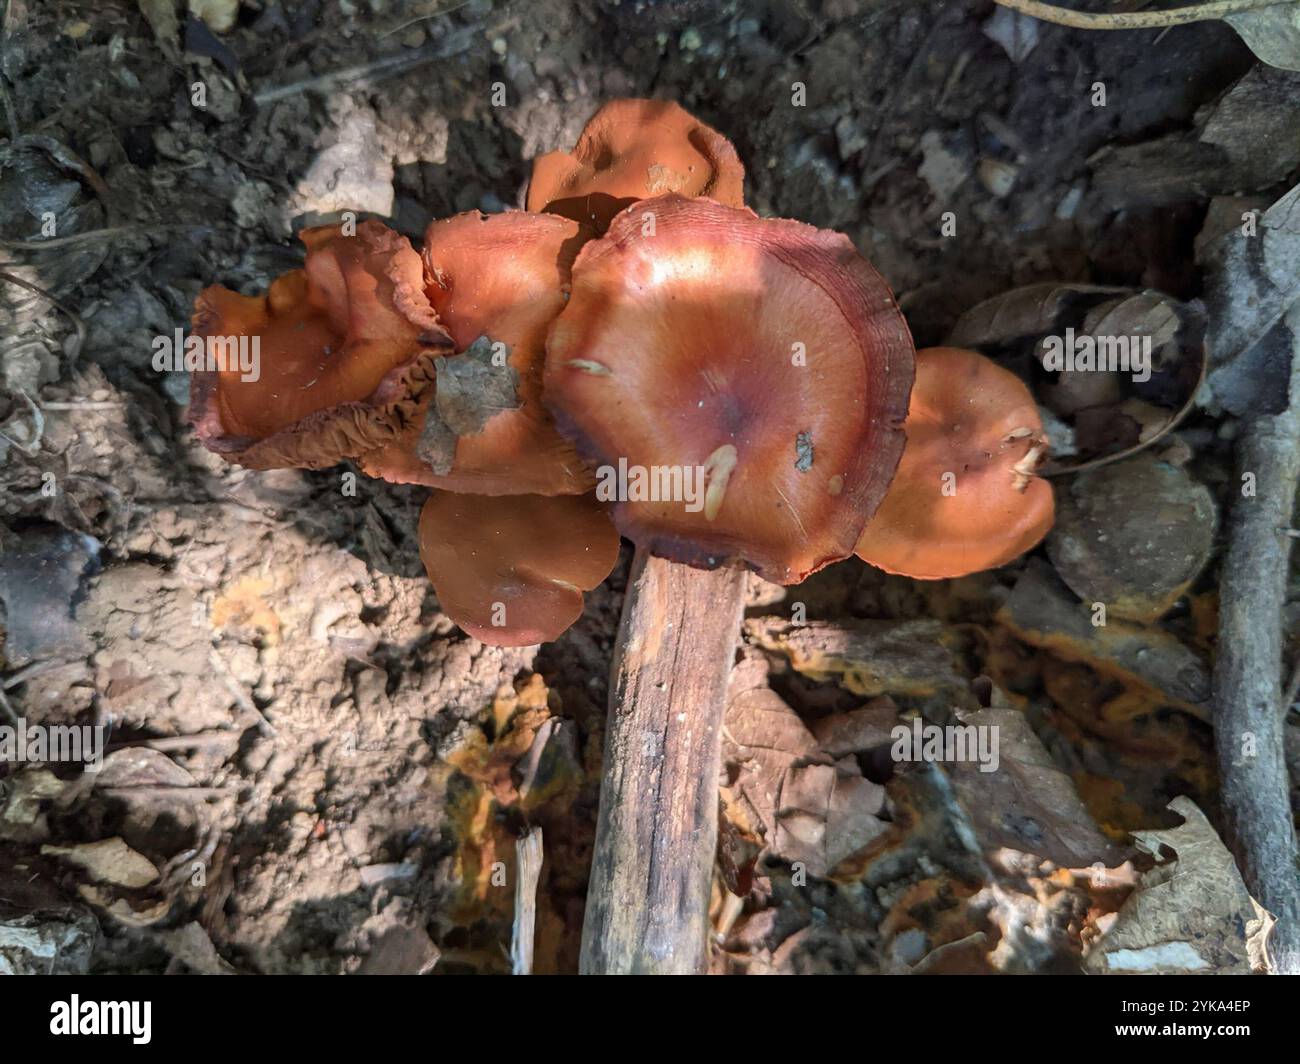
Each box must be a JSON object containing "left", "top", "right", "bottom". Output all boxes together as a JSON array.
[
  {"left": 1212, "top": 318, "right": 1300, "bottom": 975},
  {"left": 511, "top": 827, "right": 544, "bottom": 976},
  {"left": 580, "top": 548, "right": 747, "bottom": 974}
]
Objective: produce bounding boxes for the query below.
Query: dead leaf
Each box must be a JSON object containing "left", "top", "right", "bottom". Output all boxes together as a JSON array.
[
  {"left": 95, "top": 747, "right": 197, "bottom": 789},
  {"left": 1, "top": 768, "right": 72, "bottom": 841},
  {"left": 76, "top": 884, "right": 170, "bottom": 928},
  {"left": 1198, "top": 66, "right": 1300, "bottom": 187},
  {"left": 808, "top": 696, "right": 898, "bottom": 757},
  {"left": 1085, "top": 797, "right": 1271, "bottom": 974},
  {"left": 42, "top": 837, "right": 159, "bottom": 888},
  {"left": 744, "top": 617, "right": 971, "bottom": 702},
  {"left": 722, "top": 688, "right": 888, "bottom": 879},
  {"left": 1224, "top": 4, "right": 1300, "bottom": 72},
  {"left": 1200, "top": 179, "right": 1300, "bottom": 415},
  {"left": 946, "top": 704, "right": 1115, "bottom": 868},
  {"left": 947, "top": 282, "right": 1129, "bottom": 348}
]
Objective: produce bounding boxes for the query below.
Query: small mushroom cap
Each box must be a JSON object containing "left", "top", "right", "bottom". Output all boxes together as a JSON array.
[
  {"left": 544, "top": 195, "right": 914, "bottom": 585},
  {"left": 419, "top": 491, "right": 620, "bottom": 647},
  {"left": 854, "top": 346, "right": 1055, "bottom": 580},
  {"left": 526, "top": 98, "right": 745, "bottom": 232},
  {"left": 190, "top": 220, "right": 451, "bottom": 469},
  {"left": 358, "top": 211, "right": 595, "bottom": 495}
]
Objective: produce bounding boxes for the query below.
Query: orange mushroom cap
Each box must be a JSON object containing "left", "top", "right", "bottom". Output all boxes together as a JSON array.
[
  {"left": 854, "top": 346, "right": 1055, "bottom": 580},
  {"left": 419, "top": 491, "right": 620, "bottom": 646},
  {"left": 358, "top": 210, "right": 595, "bottom": 496},
  {"left": 189, "top": 220, "right": 452, "bottom": 469},
  {"left": 526, "top": 98, "right": 745, "bottom": 232},
  {"left": 544, "top": 195, "right": 914, "bottom": 585}
]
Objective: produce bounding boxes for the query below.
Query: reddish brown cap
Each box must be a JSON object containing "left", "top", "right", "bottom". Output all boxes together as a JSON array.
[
  {"left": 419, "top": 491, "right": 620, "bottom": 646},
  {"left": 189, "top": 220, "right": 452, "bottom": 469},
  {"left": 544, "top": 195, "right": 914, "bottom": 585},
  {"left": 526, "top": 99, "right": 745, "bottom": 232},
  {"left": 855, "top": 347, "right": 1055, "bottom": 579},
  {"left": 358, "top": 210, "right": 595, "bottom": 495}
]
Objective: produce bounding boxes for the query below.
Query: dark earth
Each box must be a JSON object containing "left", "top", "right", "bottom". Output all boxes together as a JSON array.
[{"left": 0, "top": 0, "right": 1296, "bottom": 974}]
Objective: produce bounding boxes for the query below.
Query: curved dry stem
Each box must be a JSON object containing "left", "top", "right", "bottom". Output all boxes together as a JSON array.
[
  {"left": 1043, "top": 341, "right": 1207, "bottom": 478},
  {"left": 992, "top": 0, "right": 1280, "bottom": 29}
]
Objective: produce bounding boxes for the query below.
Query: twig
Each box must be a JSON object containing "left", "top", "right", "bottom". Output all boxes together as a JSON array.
[
  {"left": 991, "top": 0, "right": 1283, "bottom": 29},
  {"left": 1282, "top": 655, "right": 1300, "bottom": 717},
  {"left": 0, "top": 687, "right": 21, "bottom": 726},
  {"left": 0, "top": 224, "right": 199, "bottom": 253},
  {"left": 105, "top": 732, "right": 241, "bottom": 753},
  {"left": 510, "top": 827, "right": 543, "bottom": 976},
  {"left": 96, "top": 786, "right": 233, "bottom": 801},
  {"left": 0, "top": 0, "right": 19, "bottom": 141},
  {"left": 208, "top": 649, "right": 276, "bottom": 738},
  {"left": 0, "top": 270, "right": 87, "bottom": 363},
  {"left": 1044, "top": 341, "right": 1208, "bottom": 476},
  {"left": 2, "top": 660, "right": 64, "bottom": 690},
  {"left": 0, "top": 388, "right": 45, "bottom": 455},
  {"left": 253, "top": 23, "right": 479, "bottom": 105},
  {"left": 581, "top": 549, "right": 747, "bottom": 974},
  {"left": 378, "top": 0, "right": 472, "bottom": 38},
  {"left": 1211, "top": 306, "right": 1300, "bottom": 974}
]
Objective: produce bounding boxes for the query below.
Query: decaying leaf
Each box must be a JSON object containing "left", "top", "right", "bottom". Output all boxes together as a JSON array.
[
  {"left": 1085, "top": 797, "right": 1274, "bottom": 974},
  {"left": 1224, "top": 4, "right": 1300, "bottom": 72},
  {"left": 744, "top": 617, "right": 972, "bottom": 703},
  {"left": 1198, "top": 66, "right": 1300, "bottom": 188},
  {"left": 947, "top": 282, "right": 1128, "bottom": 348},
  {"left": 946, "top": 703, "right": 1116, "bottom": 869},
  {"left": 154, "top": 921, "right": 236, "bottom": 975},
  {"left": 76, "top": 884, "right": 171, "bottom": 928},
  {"left": 1200, "top": 179, "right": 1300, "bottom": 415},
  {"left": 0, "top": 910, "right": 98, "bottom": 976},
  {"left": 1, "top": 767, "right": 74, "bottom": 841},
  {"left": 41, "top": 837, "right": 160, "bottom": 889},
  {"left": 721, "top": 687, "right": 888, "bottom": 879},
  {"left": 996, "top": 561, "right": 1212, "bottom": 720}
]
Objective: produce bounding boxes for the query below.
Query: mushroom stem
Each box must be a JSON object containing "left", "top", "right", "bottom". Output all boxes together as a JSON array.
[{"left": 580, "top": 547, "right": 747, "bottom": 974}]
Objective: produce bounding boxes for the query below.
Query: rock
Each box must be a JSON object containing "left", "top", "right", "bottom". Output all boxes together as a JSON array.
[
  {"left": 0, "top": 910, "right": 97, "bottom": 975},
  {"left": 1047, "top": 454, "right": 1216, "bottom": 623},
  {"left": 982, "top": 7, "right": 1039, "bottom": 62},
  {"left": 834, "top": 114, "right": 868, "bottom": 160},
  {"left": 0, "top": 524, "right": 100, "bottom": 667},
  {"left": 291, "top": 104, "right": 394, "bottom": 222},
  {"left": 977, "top": 157, "right": 1017, "bottom": 199},
  {"left": 917, "top": 130, "right": 970, "bottom": 203}
]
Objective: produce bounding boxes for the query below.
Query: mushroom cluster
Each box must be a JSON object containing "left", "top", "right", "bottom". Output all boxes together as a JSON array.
[{"left": 190, "top": 99, "right": 1054, "bottom": 647}]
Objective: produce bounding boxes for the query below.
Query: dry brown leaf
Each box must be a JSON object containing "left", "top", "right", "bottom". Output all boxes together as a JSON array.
[{"left": 41, "top": 837, "right": 159, "bottom": 888}]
